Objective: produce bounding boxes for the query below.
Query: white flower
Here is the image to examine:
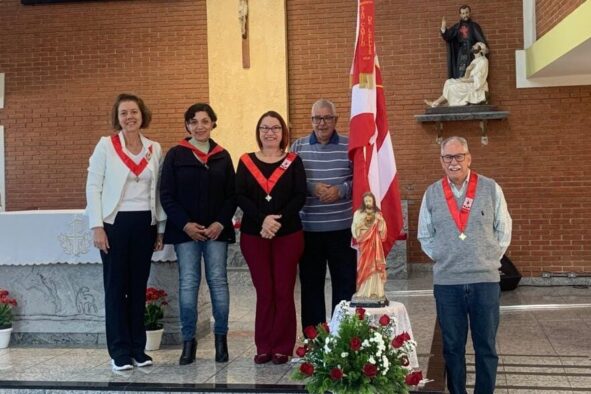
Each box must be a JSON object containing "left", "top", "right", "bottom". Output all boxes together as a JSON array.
[
  {"left": 402, "top": 340, "right": 417, "bottom": 353},
  {"left": 341, "top": 352, "right": 348, "bottom": 358},
  {"left": 377, "top": 342, "right": 386, "bottom": 352},
  {"left": 362, "top": 339, "right": 370, "bottom": 348},
  {"left": 382, "top": 355, "right": 389, "bottom": 369},
  {"left": 368, "top": 356, "right": 376, "bottom": 364}
]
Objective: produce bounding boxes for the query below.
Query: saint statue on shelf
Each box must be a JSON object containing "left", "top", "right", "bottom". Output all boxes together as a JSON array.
[
  {"left": 350, "top": 192, "right": 389, "bottom": 307},
  {"left": 424, "top": 42, "right": 489, "bottom": 108}
]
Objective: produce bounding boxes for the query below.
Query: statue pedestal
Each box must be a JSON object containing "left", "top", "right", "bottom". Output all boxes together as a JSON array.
[{"left": 350, "top": 295, "right": 389, "bottom": 308}]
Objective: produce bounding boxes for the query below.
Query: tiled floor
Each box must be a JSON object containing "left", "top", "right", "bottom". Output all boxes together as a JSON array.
[{"left": 1, "top": 271, "right": 591, "bottom": 393}]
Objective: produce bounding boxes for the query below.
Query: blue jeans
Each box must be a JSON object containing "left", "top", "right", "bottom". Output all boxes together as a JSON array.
[
  {"left": 434, "top": 282, "right": 500, "bottom": 394},
  {"left": 174, "top": 240, "right": 229, "bottom": 341}
]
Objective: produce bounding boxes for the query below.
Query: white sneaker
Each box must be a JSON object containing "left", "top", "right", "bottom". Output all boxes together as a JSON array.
[
  {"left": 132, "top": 358, "right": 153, "bottom": 367},
  {"left": 111, "top": 358, "right": 133, "bottom": 371}
]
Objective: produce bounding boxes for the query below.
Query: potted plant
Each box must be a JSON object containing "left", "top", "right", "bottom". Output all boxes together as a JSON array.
[
  {"left": 0, "top": 289, "right": 18, "bottom": 349},
  {"left": 291, "top": 305, "right": 423, "bottom": 394},
  {"left": 144, "top": 287, "right": 168, "bottom": 351}
]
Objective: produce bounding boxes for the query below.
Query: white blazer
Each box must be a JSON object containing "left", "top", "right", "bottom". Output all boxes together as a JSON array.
[{"left": 85, "top": 131, "right": 166, "bottom": 232}]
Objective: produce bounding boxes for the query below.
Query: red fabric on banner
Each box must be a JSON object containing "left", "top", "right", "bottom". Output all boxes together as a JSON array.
[
  {"left": 348, "top": 0, "right": 404, "bottom": 256},
  {"left": 351, "top": 0, "right": 375, "bottom": 88}
]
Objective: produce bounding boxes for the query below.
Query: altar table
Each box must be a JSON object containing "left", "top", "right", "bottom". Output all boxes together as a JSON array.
[{"left": 0, "top": 209, "right": 175, "bottom": 265}]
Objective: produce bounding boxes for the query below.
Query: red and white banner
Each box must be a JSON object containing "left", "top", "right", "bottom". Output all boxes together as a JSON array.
[{"left": 348, "top": 0, "right": 404, "bottom": 256}]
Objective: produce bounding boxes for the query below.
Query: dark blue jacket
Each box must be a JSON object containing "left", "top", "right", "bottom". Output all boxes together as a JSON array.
[{"left": 160, "top": 138, "right": 237, "bottom": 244}]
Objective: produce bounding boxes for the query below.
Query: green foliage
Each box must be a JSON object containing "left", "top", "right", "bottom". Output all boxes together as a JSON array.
[{"left": 0, "top": 304, "right": 14, "bottom": 330}]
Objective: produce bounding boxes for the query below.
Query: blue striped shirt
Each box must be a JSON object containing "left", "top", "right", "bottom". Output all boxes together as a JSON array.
[{"left": 290, "top": 131, "right": 353, "bottom": 232}]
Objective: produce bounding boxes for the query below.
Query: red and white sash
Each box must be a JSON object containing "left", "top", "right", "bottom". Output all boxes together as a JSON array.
[
  {"left": 178, "top": 139, "right": 224, "bottom": 166},
  {"left": 441, "top": 171, "right": 478, "bottom": 240},
  {"left": 240, "top": 152, "right": 297, "bottom": 201},
  {"left": 111, "top": 134, "right": 153, "bottom": 178}
]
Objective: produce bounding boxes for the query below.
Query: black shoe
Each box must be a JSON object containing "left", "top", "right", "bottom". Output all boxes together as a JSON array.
[
  {"left": 179, "top": 339, "right": 197, "bottom": 365},
  {"left": 215, "top": 334, "right": 229, "bottom": 363}
]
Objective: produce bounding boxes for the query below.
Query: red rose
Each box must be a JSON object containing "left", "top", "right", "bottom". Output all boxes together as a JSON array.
[
  {"left": 362, "top": 363, "right": 378, "bottom": 378},
  {"left": 349, "top": 336, "right": 362, "bottom": 351},
  {"left": 320, "top": 322, "right": 330, "bottom": 333},
  {"left": 300, "top": 362, "right": 314, "bottom": 376},
  {"left": 392, "top": 331, "right": 411, "bottom": 348},
  {"left": 378, "top": 314, "right": 390, "bottom": 326},
  {"left": 295, "top": 346, "right": 307, "bottom": 357},
  {"left": 355, "top": 307, "right": 366, "bottom": 320},
  {"left": 405, "top": 370, "right": 423, "bottom": 386},
  {"left": 400, "top": 355, "right": 410, "bottom": 367},
  {"left": 303, "top": 325, "right": 318, "bottom": 339},
  {"left": 329, "top": 367, "right": 344, "bottom": 381}
]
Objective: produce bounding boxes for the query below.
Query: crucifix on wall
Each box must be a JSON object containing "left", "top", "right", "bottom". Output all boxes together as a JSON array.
[{"left": 239, "top": 0, "right": 250, "bottom": 69}]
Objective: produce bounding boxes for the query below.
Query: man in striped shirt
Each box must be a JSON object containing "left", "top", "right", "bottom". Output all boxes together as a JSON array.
[{"left": 291, "top": 99, "right": 357, "bottom": 330}]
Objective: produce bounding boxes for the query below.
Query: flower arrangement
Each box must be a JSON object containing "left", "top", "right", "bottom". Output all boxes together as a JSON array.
[
  {"left": 291, "top": 304, "right": 423, "bottom": 394},
  {"left": 0, "top": 289, "right": 18, "bottom": 330},
  {"left": 144, "top": 287, "right": 168, "bottom": 331}
]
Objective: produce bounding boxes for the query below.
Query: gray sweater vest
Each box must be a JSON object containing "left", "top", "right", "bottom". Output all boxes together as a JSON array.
[{"left": 425, "top": 174, "right": 501, "bottom": 285}]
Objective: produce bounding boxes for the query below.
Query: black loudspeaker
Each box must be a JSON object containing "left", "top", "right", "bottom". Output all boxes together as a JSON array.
[{"left": 499, "top": 254, "right": 521, "bottom": 291}]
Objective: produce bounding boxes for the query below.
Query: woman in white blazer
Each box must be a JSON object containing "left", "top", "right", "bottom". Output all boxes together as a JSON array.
[{"left": 86, "top": 93, "right": 166, "bottom": 371}]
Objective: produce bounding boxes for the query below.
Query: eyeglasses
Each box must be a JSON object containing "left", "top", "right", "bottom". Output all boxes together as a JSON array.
[
  {"left": 259, "top": 125, "right": 282, "bottom": 133},
  {"left": 441, "top": 153, "right": 468, "bottom": 163},
  {"left": 187, "top": 119, "right": 211, "bottom": 127},
  {"left": 311, "top": 115, "right": 336, "bottom": 124}
]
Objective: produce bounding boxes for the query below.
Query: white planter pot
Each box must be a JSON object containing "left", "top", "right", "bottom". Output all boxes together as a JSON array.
[
  {"left": 145, "top": 328, "right": 164, "bottom": 351},
  {"left": 0, "top": 327, "right": 13, "bottom": 349}
]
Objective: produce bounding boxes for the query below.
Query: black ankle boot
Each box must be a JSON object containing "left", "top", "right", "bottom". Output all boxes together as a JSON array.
[
  {"left": 179, "top": 339, "right": 197, "bottom": 365},
  {"left": 215, "top": 334, "right": 228, "bottom": 362}
]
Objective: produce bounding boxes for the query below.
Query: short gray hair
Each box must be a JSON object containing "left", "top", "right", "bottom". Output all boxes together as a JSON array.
[
  {"left": 311, "top": 99, "right": 337, "bottom": 116},
  {"left": 440, "top": 136, "right": 469, "bottom": 154}
]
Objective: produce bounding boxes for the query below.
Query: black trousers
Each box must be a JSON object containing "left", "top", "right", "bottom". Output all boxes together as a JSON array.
[
  {"left": 101, "top": 211, "right": 156, "bottom": 360},
  {"left": 299, "top": 229, "right": 357, "bottom": 330}
]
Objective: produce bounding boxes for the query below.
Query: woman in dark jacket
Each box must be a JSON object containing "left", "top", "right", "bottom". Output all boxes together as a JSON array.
[{"left": 160, "top": 103, "right": 236, "bottom": 365}]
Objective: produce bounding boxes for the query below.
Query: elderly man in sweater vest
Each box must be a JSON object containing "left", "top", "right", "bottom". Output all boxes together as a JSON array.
[
  {"left": 291, "top": 99, "right": 357, "bottom": 331},
  {"left": 418, "top": 136, "right": 512, "bottom": 394}
]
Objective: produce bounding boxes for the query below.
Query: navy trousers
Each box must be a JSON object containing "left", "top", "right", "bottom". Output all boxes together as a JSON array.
[{"left": 101, "top": 211, "right": 156, "bottom": 360}]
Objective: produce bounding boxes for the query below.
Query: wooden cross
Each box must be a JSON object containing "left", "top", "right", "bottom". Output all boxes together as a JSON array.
[{"left": 239, "top": 0, "right": 250, "bottom": 69}]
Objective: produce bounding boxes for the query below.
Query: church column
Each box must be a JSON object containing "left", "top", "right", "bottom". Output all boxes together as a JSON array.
[{"left": 206, "top": 0, "right": 289, "bottom": 160}]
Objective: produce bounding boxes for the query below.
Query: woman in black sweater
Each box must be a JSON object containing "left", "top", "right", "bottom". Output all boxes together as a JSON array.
[{"left": 236, "top": 111, "right": 306, "bottom": 365}]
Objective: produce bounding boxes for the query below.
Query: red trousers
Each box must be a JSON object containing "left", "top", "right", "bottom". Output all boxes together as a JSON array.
[{"left": 240, "top": 230, "right": 304, "bottom": 355}]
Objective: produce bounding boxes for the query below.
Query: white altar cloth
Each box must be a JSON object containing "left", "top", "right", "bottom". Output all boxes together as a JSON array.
[
  {"left": 0, "top": 209, "right": 176, "bottom": 265},
  {"left": 330, "top": 301, "right": 419, "bottom": 369}
]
